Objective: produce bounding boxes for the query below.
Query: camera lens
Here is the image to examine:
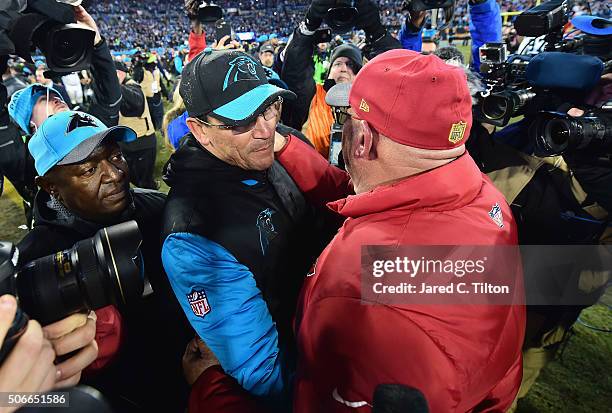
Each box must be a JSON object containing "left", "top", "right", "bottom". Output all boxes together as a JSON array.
[
  {"left": 546, "top": 119, "right": 570, "bottom": 147},
  {"left": 15, "top": 221, "right": 144, "bottom": 326},
  {"left": 482, "top": 95, "right": 508, "bottom": 120},
  {"left": 51, "top": 28, "right": 88, "bottom": 68}
]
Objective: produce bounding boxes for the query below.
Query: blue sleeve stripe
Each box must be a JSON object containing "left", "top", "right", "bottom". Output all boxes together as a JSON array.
[{"left": 162, "top": 232, "right": 284, "bottom": 396}]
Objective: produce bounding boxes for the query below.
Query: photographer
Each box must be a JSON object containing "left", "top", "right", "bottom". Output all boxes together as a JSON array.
[
  {"left": 280, "top": 0, "right": 400, "bottom": 158},
  {"left": 8, "top": 5, "right": 121, "bottom": 135},
  {"left": 115, "top": 61, "right": 158, "bottom": 190},
  {"left": 0, "top": 294, "right": 58, "bottom": 413},
  {"left": 400, "top": 0, "right": 502, "bottom": 71},
  {"left": 18, "top": 111, "right": 191, "bottom": 411}
]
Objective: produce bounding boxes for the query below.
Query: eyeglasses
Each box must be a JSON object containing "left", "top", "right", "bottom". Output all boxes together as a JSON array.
[{"left": 196, "top": 97, "right": 283, "bottom": 135}]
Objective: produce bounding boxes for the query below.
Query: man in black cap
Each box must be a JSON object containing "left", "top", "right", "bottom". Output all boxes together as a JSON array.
[
  {"left": 115, "top": 61, "right": 157, "bottom": 189},
  {"left": 258, "top": 43, "right": 276, "bottom": 68},
  {"left": 280, "top": 0, "right": 399, "bottom": 159},
  {"left": 161, "top": 49, "right": 334, "bottom": 399}
]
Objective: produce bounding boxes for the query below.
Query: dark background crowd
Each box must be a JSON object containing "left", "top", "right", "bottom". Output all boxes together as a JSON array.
[{"left": 89, "top": 0, "right": 611, "bottom": 51}]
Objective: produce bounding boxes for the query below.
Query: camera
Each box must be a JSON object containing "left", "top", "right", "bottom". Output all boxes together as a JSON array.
[
  {"left": 0, "top": 0, "right": 96, "bottom": 74},
  {"left": 325, "top": 0, "right": 358, "bottom": 33},
  {"left": 197, "top": 2, "right": 222, "bottom": 23},
  {"left": 0, "top": 220, "right": 144, "bottom": 364},
  {"left": 401, "top": 0, "right": 454, "bottom": 13},
  {"left": 531, "top": 107, "right": 612, "bottom": 157},
  {"left": 513, "top": 0, "right": 567, "bottom": 38}
]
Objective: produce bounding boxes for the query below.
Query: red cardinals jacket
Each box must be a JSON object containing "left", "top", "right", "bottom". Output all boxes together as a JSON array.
[{"left": 188, "top": 136, "right": 525, "bottom": 413}]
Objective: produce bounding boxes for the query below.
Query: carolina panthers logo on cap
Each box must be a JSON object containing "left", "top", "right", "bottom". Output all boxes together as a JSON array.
[
  {"left": 66, "top": 112, "right": 98, "bottom": 135},
  {"left": 223, "top": 56, "right": 262, "bottom": 91},
  {"left": 187, "top": 289, "right": 211, "bottom": 318},
  {"left": 256, "top": 208, "right": 278, "bottom": 255},
  {"left": 488, "top": 203, "right": 504, "bottom": 229}
]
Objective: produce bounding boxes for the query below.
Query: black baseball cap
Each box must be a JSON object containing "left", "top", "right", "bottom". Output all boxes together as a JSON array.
[
  {"left": 179, "top": 49, "right": 296, "bottom": 126},
  {"left": 259, "top": 43, "right": 275, "bottom": 54}
]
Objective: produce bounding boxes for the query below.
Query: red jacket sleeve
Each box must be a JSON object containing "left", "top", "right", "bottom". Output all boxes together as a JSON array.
[
  {"left": 277, "top": 135, "right": 353, "bottom": 208},
  {"left": 188, "top": 366, "right": 269, "bottom": 413},
  {"left": 188, "top": 31, "right": 207, "bottom": 62},
  {"left": 85, "top": 305, "right": 123, "bottom": 373}
]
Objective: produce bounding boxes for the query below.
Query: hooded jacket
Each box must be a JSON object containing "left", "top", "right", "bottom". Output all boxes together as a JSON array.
[
  {"left": 187, "top": 136, "right": 525, "bottom": 413},
  {"left": 17, "top": 188, "right": 192, "bottom": 412},
  {"left": 161, "top": 134, "right": 334, "bottom": 398}
]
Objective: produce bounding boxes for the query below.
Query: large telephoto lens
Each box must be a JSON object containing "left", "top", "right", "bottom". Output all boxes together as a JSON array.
[
  {"left": 16, "top": 221, "right": 144, "bottom": 326},
  {"left": 532, "top": 111, "right": 612, "bottom": 156}
]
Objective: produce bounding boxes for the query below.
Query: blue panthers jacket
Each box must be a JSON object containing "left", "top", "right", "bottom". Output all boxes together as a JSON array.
[
  {"left": 399, "top": 0, "right": 501, "bottom": 71},
  {"left": 161, "top": 133, "right": 328, "bottom": 398}
]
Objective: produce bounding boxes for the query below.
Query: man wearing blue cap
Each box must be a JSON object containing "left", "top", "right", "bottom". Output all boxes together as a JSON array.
[
  {"left": 17, "top": 111, "right": 192, "bottom": 411},
  {"left": 161, "top": 49, "right": 334, "bottom": 399}
]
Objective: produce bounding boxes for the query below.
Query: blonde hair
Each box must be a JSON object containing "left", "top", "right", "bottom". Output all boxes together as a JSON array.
[{"left": 162, "top": 80, "right": 186, "bottom": 151}]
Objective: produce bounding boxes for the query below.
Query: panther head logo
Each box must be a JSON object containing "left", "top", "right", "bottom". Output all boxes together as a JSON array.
[
  {"left": 223, "top": 56, "right": 262, "bottom": 91},
  {"left": 256, "top": 208, "right": 277, "bottom": 255},
  {"left": 66, "top": 112, "right": 98, "bottom": 135}
]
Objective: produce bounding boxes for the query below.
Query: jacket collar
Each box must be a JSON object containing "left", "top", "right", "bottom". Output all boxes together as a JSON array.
[
  {"left": 327, "top": 154, "right": 482, "bottom": 218},
  {"left": 32, "top": 189, "right": 136, "bottom": 237}
]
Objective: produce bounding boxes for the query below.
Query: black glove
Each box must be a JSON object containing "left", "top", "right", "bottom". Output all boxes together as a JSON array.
[
  {"left": 305, "top": 0, "right": 334, "bottom": 31},
  {"left": 354, "top": 0, "right": 385, "bottom": 40}
]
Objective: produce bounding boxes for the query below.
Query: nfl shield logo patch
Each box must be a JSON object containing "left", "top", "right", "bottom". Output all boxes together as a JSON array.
[
  {"left": 488, "top": 203, "right": 504, "bottom": 229},
  {"left": 187, "top": 289, "right": 211, "bottom": 318},
  {"left": 448, "top": 121, "right": 467, "bottom": 144}
]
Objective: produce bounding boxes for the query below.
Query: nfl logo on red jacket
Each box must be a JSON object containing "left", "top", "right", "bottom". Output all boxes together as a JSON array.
[{"left": 187, "top": 289, "right": 211, "bottom": 317}]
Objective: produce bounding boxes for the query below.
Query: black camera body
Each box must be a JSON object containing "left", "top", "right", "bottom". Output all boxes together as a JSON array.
[
  {"left": 0, "top": 221, "right": 144, "bottom": 364},
  {"left": 197, "top": 2, "right": 223, "bottom": 24},
  {"left": 325, "top": 0, "right": 358, "bottom": 33},
  {"left": 0, "top": 0, "right": 95, "bottom": 75},
  {"left": 513, "top": 0, "right": 568, "bottom": 38}
]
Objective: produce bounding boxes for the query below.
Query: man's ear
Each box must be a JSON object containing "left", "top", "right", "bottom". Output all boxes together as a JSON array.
[
  {"left": 357, "top": 120, "right": 378, "bottom": 160},
  {"left": 186, "top": 118, "right": 211, "bottom": 146},
  {"left": 35, "top": 175, "right": 57, "bottom": 198}
]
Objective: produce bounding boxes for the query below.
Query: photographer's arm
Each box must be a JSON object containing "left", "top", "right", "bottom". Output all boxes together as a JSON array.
[
  {"left": 399, "top": 11, "right": 427, "bottom": 52},
  {"left": 0, "top": 295, "right": 57, "bottom": 412},
  {"left": 280, "top": 26, "right": 317, "bottom": 131},
  {"left": 469, "top": 0, "right": 502, "bottom": 72},
  {"left": 74, "top": 6, "right": 122, "bottom": 126},
  {"left": 355, "top": 0, "right": 401, "bottom": 59}
]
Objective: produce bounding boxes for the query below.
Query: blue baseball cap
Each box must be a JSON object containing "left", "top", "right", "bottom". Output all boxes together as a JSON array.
[
  {"left": 8, "top": 83, "right": 66, "bottom": 135},
  {"left": 28, "top": 111, "right": 136, "bottom": 176},
  {"left": 179, "top": 49, "right": 295, "bottom": 126},
  {"left": 571, "top": 15, "right": 612, "bottom": 36}
]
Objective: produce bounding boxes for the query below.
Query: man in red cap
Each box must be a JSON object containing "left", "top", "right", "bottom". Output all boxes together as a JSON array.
[{"left": 184, "top": 49, "right": 525, "bottom": 412}]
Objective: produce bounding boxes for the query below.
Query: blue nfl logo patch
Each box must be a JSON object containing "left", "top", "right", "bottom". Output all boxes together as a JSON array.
[
  {"left": 187, "top": 289, "right": 211, "bottom": 318},
  {"left": 488, "top": 203, "right": 504, "bottom": 229}
]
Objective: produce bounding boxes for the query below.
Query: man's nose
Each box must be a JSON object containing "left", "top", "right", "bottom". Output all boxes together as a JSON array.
[
  {"left": 251, "top": 115, "right": 272, "bottom": 139},
  {"left": 100, "top": 160, "right": 125, "bottom": 183}
]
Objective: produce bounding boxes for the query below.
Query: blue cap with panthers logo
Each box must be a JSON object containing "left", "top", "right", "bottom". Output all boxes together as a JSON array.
[
  {"left": 28, "top": 111, "right": 136, "bottom": 176},
  {"left": 179, "top": 49, "right": 296, "bottom": 126}
]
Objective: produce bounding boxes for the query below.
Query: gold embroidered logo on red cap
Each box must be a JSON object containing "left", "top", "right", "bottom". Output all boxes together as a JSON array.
[
  {"left": 359, "top": 99, "right": 370, "bottom": 113},
  {"left": 448, "top": 121, "right": 467, "bottom": 144}
]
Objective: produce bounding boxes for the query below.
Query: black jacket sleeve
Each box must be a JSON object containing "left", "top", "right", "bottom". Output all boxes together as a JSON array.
[
  {"left": 120, "top": 83, "right": 145, "bottom": 118},
  {"left": 87, "top": 38, "right": 122, "bottom": 126},
  {"left": 362, "top": 32, "right": 402, "bottom": 60},
  {"left": 280, "top": 28, "right": 317, "bottom": 131}
]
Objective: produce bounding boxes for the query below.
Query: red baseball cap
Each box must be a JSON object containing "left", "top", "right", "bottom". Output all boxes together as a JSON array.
[{"left": 348, "top": 49, "right": 473, "bottom": 150}]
